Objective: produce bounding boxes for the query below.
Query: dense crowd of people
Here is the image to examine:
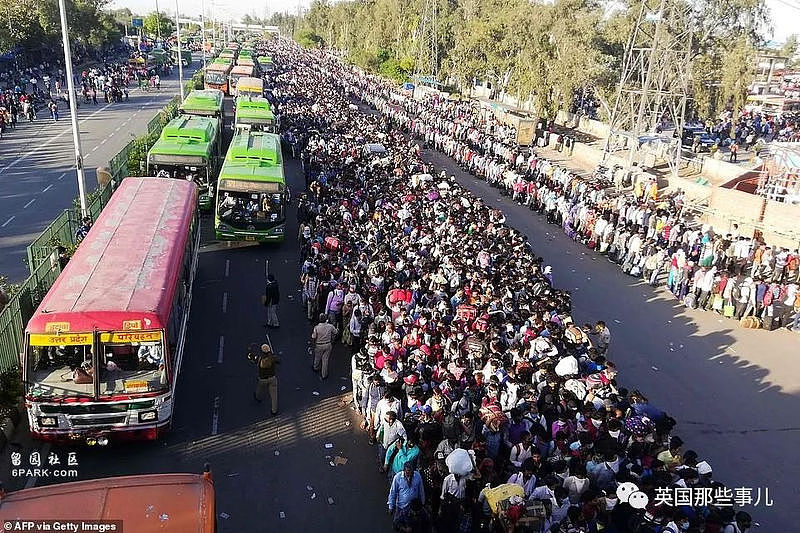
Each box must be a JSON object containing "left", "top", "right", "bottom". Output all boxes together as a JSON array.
[
  {"left": 328, "top": 69, "right": 800, "bottom": 335},
  {"left": 267, "top": 39, "right": 758, "bottom": 533}
]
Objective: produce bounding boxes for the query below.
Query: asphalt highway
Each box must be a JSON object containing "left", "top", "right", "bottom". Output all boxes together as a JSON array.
[
  {"left": 1, "top": 86, "right": 798, "bottom": 532},
  {"left": 0, "top": 62, "right": 199, "bottom": 282}
]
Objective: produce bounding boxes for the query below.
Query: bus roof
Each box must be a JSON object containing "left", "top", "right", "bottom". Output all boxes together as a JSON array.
[
  {"left": 258, "top": 56, "right": 273, "bottom": 64},
  {"left": 230, "top": 65, "right": 254, "bottom": 76},
  {"left": 236, "top": 57, "right": 255, "bottom": 67},
  {"left": 26, "top": 178, "right": 197, "bottom": 334},
  {"left": 219, "top": 160, "right": 285, "bottom": 183},
  {"left": 0, "top": 473, "right": 214, "bottom": 533},
  {"left": 226, "top": 130, "right": 281, "bottom": 165},
  {"left": 160, "top": 115, "right": 217, "bottom": 143},
  {"left": 206, "top": 62, "right": 231, "bottom": 74},
  {"left": 179, "top": 90, "right": 224, "bottom": 114},
  {"left": 235, "top": 97, "right": 275, "bottom": 120},
  {"left": 212, "top": 57, "right": 232, "bottom": 66}
]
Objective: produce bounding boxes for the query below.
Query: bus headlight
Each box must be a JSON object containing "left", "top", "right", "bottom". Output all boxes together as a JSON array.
[
  {"left": 38, "top": 416, "right": 58, "bottom": 427},
  {"left": 139, "top": 411, "right": 158, "bottom": 423},
  {"left": 273, "top": 227, "right": 284, "bottom": 234}
]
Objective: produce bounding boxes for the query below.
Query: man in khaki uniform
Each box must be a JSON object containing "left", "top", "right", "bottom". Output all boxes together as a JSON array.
[
  {"left": 312, "top": 313, "right": 338, "bottom": 379},
  {"left": 252, "top": 343, "right": 280, "bottom": 415}
]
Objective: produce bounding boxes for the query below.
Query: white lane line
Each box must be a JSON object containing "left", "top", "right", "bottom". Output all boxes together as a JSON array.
[
  {"left": 1, "top": 215, "right": 15, "bottom": 227},
  {"left": 100, "top": 138, "right": 107, "bottom": 145},
  {"left": 23, "top": 198, "right": 36, "bottom": 209},
  {"left": 224, "top": 259, "right": 230, "bottom": 277},
  {"left": 0, "top": 102, "right": 113, "bottom": 174},
  {"left": 115, "top": 126, "right": 121, "bottom": 132},
  {"left": 42, "top": 184, "right": 54, "bottom": 192},
  {"left": 211, "top": 396, "right": 220, "bottom": 435},
  {"left": 222, "top": 292, "right": 228, "bottom": 314},
  {"left": 24, "top": 443, "right": 51, "bottom": 489},
  {"left": 91, "top": 146, "right": 98, "bottom": 152},
  {"left": 217, "top": 336, "right": 224, "bottom": 364}
]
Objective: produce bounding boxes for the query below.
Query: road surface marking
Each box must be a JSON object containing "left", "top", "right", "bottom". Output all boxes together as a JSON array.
[
  {"left": 43, "top": 182, "right": 55, "bottom": 192},
  {"left": 211, "top": 396, "right": 220, "bottom": 435},
  {"left": 1, "top": 215, "right": 15, "bottom": 227},
  {"left": 222, "top": 292, "right": 228, "bottom": 314},
  {"left": 91, "top": 146, "right": 98, "bottom": 152},
  {"left": 100, "top": 138, "right": 107, "bottom": 145},
  {"left": 217, "top": 335, "right": 224, "bottom": 364},
  {"left": 0, "top": 102, "right": 113, "bottom": 174},
  {"left": 224, "top": 259, "right": 230, "bottom": 277},
  {"left": 114, "top": 126, "right": 121, "bottom": 132},
  {"left": 23, "top": 198, "right": 36, "bottom": 209},
  {"left": 24, "top": 443, "right": 51, "bottom": 489}
]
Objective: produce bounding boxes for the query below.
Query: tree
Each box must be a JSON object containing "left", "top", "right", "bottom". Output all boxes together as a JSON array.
[{"left": 143, "top": 11, "right": 174, "bottom": 38}]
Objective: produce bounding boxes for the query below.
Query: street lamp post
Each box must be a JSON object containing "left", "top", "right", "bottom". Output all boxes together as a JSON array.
[
  {"left": 155, "top": 0, "right": 162, "bottom": 43},
  {"left": 201, "top": 0, "right": 207, "bottom": 69},
  {"left": 57, "top": 0, "right": 88, "bottom": 216},
  {"left": 175, "top": 0, "right": 184, "bottom": 102}
]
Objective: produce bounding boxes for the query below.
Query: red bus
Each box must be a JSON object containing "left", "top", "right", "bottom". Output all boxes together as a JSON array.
[{"left": 22, "top": 177, "right": 200, "bottom": 444}]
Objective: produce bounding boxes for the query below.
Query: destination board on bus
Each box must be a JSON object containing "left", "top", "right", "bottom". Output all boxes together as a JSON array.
[{"left": 218, "top": 179, "right": 282, "bottom": 193}]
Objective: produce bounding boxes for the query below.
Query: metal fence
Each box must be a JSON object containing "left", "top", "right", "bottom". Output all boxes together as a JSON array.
[{"left": 0, "top": 254, "right": 63, "bottom": 370}]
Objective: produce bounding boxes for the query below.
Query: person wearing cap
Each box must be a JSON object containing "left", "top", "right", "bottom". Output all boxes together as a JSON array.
[
  {"left": 311, "top": 313, "right": 338, "bottom": 379},
  {"left": 250, "top": 343, "right": 280, "bottom": 416}
]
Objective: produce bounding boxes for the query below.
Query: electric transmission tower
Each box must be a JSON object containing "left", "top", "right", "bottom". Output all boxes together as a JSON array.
[
  {"left": 603, "top": 0, "right": 693, "bottom": 179},
  {"left": 414, "top": 0, "right": 439, "bottom": 86}
]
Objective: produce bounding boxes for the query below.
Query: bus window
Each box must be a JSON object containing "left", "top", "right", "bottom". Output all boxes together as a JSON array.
[
  {"left": 98, "top": 339, "right": 168, "bottom": 395},
  {"left": 26, "top": 344, "right": 94, "bottom": 398}
]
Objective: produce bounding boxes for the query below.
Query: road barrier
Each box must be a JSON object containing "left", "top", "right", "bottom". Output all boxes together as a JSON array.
[{"left": 0, "top": 90, "right": 189, "bottom": 373}]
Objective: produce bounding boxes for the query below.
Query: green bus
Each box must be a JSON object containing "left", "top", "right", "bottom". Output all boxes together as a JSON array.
[
  {"left": 179, "top": 89, "right": 225, "bottom": 132},
  {"left": 147, "top": 115, "right": 221, "bottom": 210},
  {"left": 171, "top": 47, "right": 193, "bottom": 67},
  {"left": 214, "top": 130, "right": 287, "bottom": 242},
  {"left": 234, "top": 95, "right": 278, "bottom": 133},
  {"left": 239, "top": 48, "right": 253, "bottom": 59},
  {"left": 219, "top": 48, "right": 237, "bottom": 60},
  {"left": 257, "top": 56, "right": 274, "bottom": 73}
]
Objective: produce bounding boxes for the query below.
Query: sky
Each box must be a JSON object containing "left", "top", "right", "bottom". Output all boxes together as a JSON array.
[{"left": 109, "top": 0, "right": 799, "bottom": 44}]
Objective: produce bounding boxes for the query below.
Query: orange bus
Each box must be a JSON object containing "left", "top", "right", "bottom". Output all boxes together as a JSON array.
[
  {"left": 0, "top": 471, "right": 216, "bottom": 532},
  {"left": 204, "top": 62, "right": 232, "bottom": 95},
  {"left": 228, "top": 65, "right": 255, "bottom": 94},
  {"left": 22, "top": 178, "right": 200, "bottom": 444}
]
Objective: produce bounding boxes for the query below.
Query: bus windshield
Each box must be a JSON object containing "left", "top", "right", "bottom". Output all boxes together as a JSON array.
[
  {"left": 205, "top": 71, "right": 227, "bottom": 84},
  {"left": 97, "top": 333, "right": 168, "bottom": 396},
  {"left": 216, "top": 184, "right": 285, "bottom": 230},
  {"left": 27, "top": 340, "right": 94, "bottom": 399}
]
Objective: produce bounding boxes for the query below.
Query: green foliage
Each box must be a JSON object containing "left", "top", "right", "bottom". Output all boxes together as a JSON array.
[
  {"left": 0, "top": 366, "right": 22, "bottom": 417},
  {"left": 296, "top": 29, "right": 323, "bottom": 48},
  {"left": 294, "top": 0, "right": 773, "bottom": 122},
  {"left": 0, "top": 275, "right": 21, "bottom": 313},
  {"left": 143, "top": 12, "right": 174, "bottom": 38}
]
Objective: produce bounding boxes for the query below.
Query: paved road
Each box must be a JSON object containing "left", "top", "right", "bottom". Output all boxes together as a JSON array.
[
  {"left": 2, "top": 97, "right": 798, "bottom": 531},
  {"left": 0, "top": 63, "right": 199, "bottom": 282}
]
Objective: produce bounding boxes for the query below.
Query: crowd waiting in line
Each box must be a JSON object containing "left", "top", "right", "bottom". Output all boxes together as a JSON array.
[
  {"left": 331, "top": 70, "right": 800, "bottom": 334},
  {"left": 267, "top": 39, "right": 757, "bottom": 533}
]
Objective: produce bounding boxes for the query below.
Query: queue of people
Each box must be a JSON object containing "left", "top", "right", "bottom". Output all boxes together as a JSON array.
[
  {"left": 266, "top": 39, "right": 756, "bottom": 533},
  {"left": 339, "top": 67, "right": 800, "bottom": 334}
]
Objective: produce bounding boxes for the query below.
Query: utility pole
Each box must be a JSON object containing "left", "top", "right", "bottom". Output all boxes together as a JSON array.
[
  {"left": 57, "top": 0, "right": 88, "bottom": 216},
  {"left": 175, "top": 0, "right": 184, "bottom": 102},
  {"left": 413, "top": 0, "right": 439, "bottom": 90},
  {"left": 603, "top": 0, "right": 692, "bottom": 181},
  {"left": 155, "top": 0, "right": 162, "bottom": 44},
  {"left": 201, "top": 0, "right": 207, "bottom": 69}
]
